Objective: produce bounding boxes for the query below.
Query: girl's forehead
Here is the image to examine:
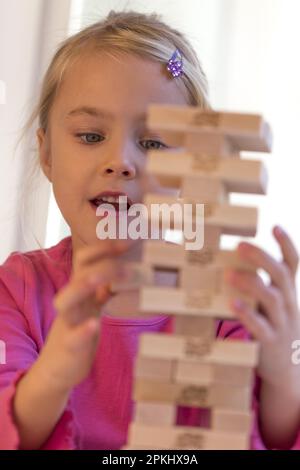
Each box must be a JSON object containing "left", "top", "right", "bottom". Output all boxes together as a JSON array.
[{"left": 55, "top": 52, "right": 189, "bottom": 110}]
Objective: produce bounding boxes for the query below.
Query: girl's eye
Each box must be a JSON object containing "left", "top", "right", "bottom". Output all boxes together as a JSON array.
[
  {"left": 76, "top": 133, "right": 104, "bottom": 144},
  {"left": 140, "top": 139, "right": 168, "bottom": 151},
  {"left": 75, "top": 134, "right": 167, "bottom": 149}
]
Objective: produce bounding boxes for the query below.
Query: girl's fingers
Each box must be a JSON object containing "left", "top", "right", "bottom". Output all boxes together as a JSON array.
[
  {"left": 54, "top": 275, "right": 100, "bottom": 312},
  {"left": 226, "top": 270, "right": 284, "bottom": 329},
  {"left": 53, "top": 275, "right": 111, "bottom": 325},
  {"left": 95, "top": 284, "right": 111, "bottom": 302},
  {"left": 66, "top": 317, "right": 100, "bottom": 353},
  {"left": 229, "top": 298, "right": 275, "bottom": 343},
  {"left": 237, "top": 241, "right": 296, "bottom": 312},
  {"left": 273, "top": 225, "right": 299, "bottom": 280}
]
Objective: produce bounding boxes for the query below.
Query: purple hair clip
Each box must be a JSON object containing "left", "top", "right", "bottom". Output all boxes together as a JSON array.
[{"left": 167, "top": 49, "right": 183, "bottom": 78}]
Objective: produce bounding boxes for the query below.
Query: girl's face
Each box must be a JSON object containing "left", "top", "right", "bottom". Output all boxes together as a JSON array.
[{"left": 37, "top": 52, "right": 189, "bottom": 252}]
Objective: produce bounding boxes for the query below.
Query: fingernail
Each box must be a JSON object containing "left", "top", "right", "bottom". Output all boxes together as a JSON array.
[
  {"left": 274, "top": 225, "right": 284, "bottom": 238},
  {"left": 238, "top": 242, "right": 252, "bottom": 252}
]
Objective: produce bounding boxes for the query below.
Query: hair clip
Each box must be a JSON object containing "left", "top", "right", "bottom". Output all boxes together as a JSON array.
[{"left": 167, "top": 49, "right": 183, "bottom": 78}]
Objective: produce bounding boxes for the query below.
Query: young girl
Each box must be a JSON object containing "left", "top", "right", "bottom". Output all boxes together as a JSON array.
[{"left": 0, "top": 10, "right": 300, "bottom": 451}]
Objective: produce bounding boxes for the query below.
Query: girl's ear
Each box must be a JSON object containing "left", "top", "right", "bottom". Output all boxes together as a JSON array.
[{"left": 36, "top": 128, "right": 52, "bottom": 182}]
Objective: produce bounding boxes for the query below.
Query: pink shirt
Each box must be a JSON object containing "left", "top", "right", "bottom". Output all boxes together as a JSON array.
[{"left": 0, "top": 236, "right": 299, "bottom": 450}]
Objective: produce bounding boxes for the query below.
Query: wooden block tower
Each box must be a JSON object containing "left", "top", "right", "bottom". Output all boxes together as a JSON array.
[{"left": 122, "top": 105, "right": 272, "bottom": 450}]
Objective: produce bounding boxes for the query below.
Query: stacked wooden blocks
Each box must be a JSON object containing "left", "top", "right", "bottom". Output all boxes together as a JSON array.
[{"left": 123, "top": 105, "right": 272, "bottom": 450}]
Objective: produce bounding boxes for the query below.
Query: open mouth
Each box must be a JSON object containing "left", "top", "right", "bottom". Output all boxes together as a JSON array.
[{"left": 89, "top": 191, "right": 133, "bottom": 213}]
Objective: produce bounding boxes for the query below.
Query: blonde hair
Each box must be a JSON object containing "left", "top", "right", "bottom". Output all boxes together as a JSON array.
[{"left": 20, "top": 9, "right": 210, "bottom": 251}]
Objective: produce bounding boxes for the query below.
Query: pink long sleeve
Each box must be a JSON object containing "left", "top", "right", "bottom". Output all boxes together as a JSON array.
[{"left": 0, "top": 245, "right": 77, "bottom": 449}]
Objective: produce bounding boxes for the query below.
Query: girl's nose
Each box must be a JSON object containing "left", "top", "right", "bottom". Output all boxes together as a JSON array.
[{"left": 102, "top": 162, "right": 136, "bottom": 179}]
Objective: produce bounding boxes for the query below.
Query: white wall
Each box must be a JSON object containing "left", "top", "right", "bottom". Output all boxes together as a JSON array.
[
  {"left": 0, "top": 0, "right": 44, "bottom": 261},
  {"left": 0, "top": 0, "right": 72, "bottom": 261}
]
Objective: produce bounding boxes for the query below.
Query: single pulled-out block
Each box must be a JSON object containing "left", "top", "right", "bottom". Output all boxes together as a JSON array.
[
  {"left": 147, "top": 105, "right": 272, "bottom": 153},
  {"left": 128, "top": 422, "right": 249, "bottom": 450},
  {"left": 143, "top": 193, "right": 258, "bottom": 237},
  {"left": 139, "top": 334, "right": 259, "bottom": 366},
  {"left": 147, "top": 150, "right": 268, "bottom": 194}
]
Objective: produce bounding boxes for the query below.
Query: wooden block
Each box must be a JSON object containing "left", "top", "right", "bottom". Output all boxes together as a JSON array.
[
  {"left": 144, "top": 240, "right": 241, "bottom": 270},
  {"left": 147, "top": 150, "right": 268, "bottom": 194},
  {"left": 134, "top": 402, "right": 176, "bottom": 426},
  {"left": 175, "top": 361, "right": 254, "bottom": 387},
  {"left": 140, "top": 286, "right": 255, "bottom": 319},
  {"left": 201, "top": 225, "right": 221, "bottom": 249},
  {"left": 186, "top": 272, "right": 240, "bottom": 301},
  {"left": 174, "top": 361, "right": 213, "bottom": 386},
  {"left": 179, "top": 264, "right": 254, "bottom": 299},
  {"left": 185, "top": 132, "right": 238, "bottom": 156},
  {"left": 182, "top": 225, "right": 221, "bottom": 263},
  {"left": 147, "top": 105, "right": 272, "bottom": 153},
  {"left": 143, "top": 243, "right": 255, "bottom": 271},
  {"left": 206, "top": 203, "right": 257, "bottom": 236},
  {"left": 128, "top": 423, "right": 249, "bottom": 449},
  {"left": 217, "top": 159, "right": 268, "bottom": 194},
  {"left": 117, "top": 261, "right": 225, "bottom": 295},
  {"left": 173, "top": 316, "right": 215, "bottom": 339},
  {"left": 134, "top": 356, "right": 175, "bottom": 381},
  {"left": 180, "top": 250, "right": 256, "bottom": 291},
  {"left": 179, "top": 265, "right": 222, "bottom": 291},
  {"left": 139, "top": 334, "right": 259, "bottom": 366},
  {"left": 143, "top": 239, "right": 186, "bottom": 268},
  {"left": 144, "top": 193, "right": 258, "bottom": 237},
  {"left": 134, "top": 378, "right": 251, "bottom": 411},
  {"left": 211, "top": 408, "right": 253, "bottom": 434},
  {"left": 185, "top": 127, "right": 272, "bottom": 154},
  {"left": 212, "top": 363, "right": 254, "bottom": 386},
  {"left": 180, "top": 176, "right": 228, "bottom": 203}
]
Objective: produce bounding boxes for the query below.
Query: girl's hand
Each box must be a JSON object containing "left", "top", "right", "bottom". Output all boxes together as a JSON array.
[
  {"left": 37, "top": 239, "right": 133, "bottom": 393},
  {"left": 226, "top": 226, "right": 300, "bottom": 399}
]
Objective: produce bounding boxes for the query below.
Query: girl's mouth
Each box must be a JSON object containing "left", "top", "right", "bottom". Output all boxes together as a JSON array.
[{"left": 89, "top": 191, "right": 133, "bottom": 213}]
